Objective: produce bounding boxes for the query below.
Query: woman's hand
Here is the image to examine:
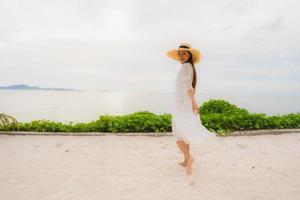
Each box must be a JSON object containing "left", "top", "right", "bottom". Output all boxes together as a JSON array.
[{"left": 192, "top": 100, "right": 199, "bottom": 115}]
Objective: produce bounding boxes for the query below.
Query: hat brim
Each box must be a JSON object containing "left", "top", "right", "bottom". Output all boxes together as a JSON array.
[{"left": 166, "top": 48, "right": 201, "bottom": 64}]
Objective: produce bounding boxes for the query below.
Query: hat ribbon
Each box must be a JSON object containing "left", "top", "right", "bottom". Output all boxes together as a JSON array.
[{"left": 178, "top": 45, "right": 190, "bottom": 49}]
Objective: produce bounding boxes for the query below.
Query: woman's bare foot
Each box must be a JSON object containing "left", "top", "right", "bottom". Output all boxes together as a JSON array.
[
  {"left": 178, "top": 159, "right": 188, "bottom": 167},
  {"left": 186, "top": 156, "right": 194, "bottom": 175}
]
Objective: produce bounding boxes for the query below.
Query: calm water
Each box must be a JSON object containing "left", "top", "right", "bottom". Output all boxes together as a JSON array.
[{"left": 0, "top": 90, "right": 299, "bottom": 123}]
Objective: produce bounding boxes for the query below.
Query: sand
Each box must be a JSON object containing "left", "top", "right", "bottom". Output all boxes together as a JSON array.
[{"left": 0, "top": 133, "right": 299, "bottom": 200}]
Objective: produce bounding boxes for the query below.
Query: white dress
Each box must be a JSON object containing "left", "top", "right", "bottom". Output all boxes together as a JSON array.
[{"left": 171, "top": 62, "right": 216, "bottom": 145}]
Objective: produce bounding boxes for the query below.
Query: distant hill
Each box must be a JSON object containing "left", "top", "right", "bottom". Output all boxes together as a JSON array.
[{"left": 0, "top": 84, "right": 83, "bottom": 91}]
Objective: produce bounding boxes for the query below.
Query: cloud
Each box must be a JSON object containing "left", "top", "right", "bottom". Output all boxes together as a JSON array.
[{"left": 0, "top": 0, "right": 299, "bottom": 95}]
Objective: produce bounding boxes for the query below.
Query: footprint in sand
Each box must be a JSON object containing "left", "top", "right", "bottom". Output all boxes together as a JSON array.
[
  {"left": 236, "top": 143, "right": 247, "bottom": 149},
  {"left": 55, "top": 143, "right": 63, "bottom": 148}
]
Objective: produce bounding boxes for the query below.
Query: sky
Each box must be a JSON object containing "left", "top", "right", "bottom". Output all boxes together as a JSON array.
[{"left": 0, "top": 0, "right": 299, "bottom": 95}]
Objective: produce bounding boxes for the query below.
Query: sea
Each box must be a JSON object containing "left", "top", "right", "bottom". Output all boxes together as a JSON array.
[{"left": 0, "top": 90, "right": 299, "bottom": 123}]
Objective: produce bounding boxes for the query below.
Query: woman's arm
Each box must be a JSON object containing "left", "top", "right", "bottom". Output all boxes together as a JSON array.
[
  {"left": 183, "top": 64, "right": 199, "bottom": 114},
  {"left": 187, "top": 88, "right": 196, "bottom": 103},
  {"left": 188, "top": 88, "right": 199, "bottom": 114}
]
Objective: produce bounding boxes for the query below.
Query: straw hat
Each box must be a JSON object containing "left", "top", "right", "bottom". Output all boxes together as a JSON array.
[{"left": 165, "top": 42, "right": 202, "bottom": 64}]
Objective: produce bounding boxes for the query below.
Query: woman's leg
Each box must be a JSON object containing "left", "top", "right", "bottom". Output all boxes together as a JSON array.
[
  {"left": 185, "top": 143, "right": 194, "bottom": 175},
  {"left": 186, "top": 143, "right": 191, "bottom": 158},
  {"left": 176, "top": 140, "right": 188, "bottom": 166}
]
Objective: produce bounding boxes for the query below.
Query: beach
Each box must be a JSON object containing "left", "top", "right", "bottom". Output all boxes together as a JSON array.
[{"left": 0, "top": 133, "right": 299, "bottom": 200}]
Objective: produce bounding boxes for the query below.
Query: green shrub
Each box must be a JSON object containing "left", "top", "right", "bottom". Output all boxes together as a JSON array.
[
  {"left": 94, "top": 111, "right": 171, "bottom": 133},
  {"left": 1, "top": 99, "right": 299, "bottom": 136}
]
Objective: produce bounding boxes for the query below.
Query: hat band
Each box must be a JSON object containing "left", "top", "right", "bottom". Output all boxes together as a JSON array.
[{"left": 179, "top": 45, "right": 190, "bottom": 49}]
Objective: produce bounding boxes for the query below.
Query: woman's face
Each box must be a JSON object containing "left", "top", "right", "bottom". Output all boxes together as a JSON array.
[{"left": 178, "top": 50, "right": 190, "bottom": 64}]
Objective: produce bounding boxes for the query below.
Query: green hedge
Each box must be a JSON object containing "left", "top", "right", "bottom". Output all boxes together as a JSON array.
[{"left": 1, "top": 99, "right": 299, "bottom": 136}]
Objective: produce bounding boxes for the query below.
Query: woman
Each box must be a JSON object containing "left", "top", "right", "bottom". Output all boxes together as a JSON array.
[{"left": 166, "top": 42, "right": 216, "bottom": 176}]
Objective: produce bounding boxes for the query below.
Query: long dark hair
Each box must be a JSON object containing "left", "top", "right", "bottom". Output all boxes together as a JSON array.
[{"left": 184, "top": 51, "right": 197, "bottom": 91}]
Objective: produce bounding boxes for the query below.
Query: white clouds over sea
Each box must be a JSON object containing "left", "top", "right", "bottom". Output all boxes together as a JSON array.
[{"left": 0, "top": 0, "right": 299, "bottom": 95}]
